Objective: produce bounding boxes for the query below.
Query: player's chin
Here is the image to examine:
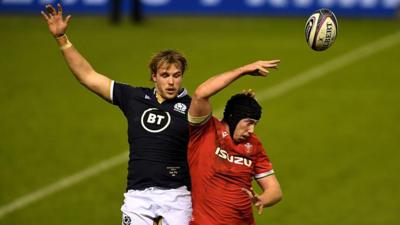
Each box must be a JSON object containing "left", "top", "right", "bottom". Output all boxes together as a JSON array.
[
  {"left": 238, "top": 136, "right": 249, "bottom": 143},
  {"left": 243, "top": 135, "right": 251, "bottom": 140},
  {"left": 164, "top": 91, "right": 178, "bottom": 100}
]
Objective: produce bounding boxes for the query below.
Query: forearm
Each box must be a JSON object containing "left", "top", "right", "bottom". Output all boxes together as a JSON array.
[
  {"left": 56, "top": 35, "right": 96, "bottom": 85},
  {"left": 42, "top": 4, "right": 112, "bottom": 101},
  {"left": 55, "top": 34, "right": 112, "bottom": 101},
  {"left": 256, "top": 175, "right": 282, "bottom": 208},
  {"left": 194, "top": 67, "right": 246, "bottom": 100},
  {"left": 189, "top": 60, "right": 279, "bottom": 117},
  {"left": 194, "top": 58, "right": 280, "bottom": 100},
  {"left": 189, "top": 67, "right": 246, "bottom": 118},
  {"left": 258, "top": 186, "right": 282, "bottom": 207}
]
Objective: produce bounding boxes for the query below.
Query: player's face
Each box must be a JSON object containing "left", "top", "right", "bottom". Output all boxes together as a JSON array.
[
  {"left": 152, "top": 63, "right": 183, "bottom": 100},
  {"left": 233, "top": 118, "right": 258, "bottom": 143}
]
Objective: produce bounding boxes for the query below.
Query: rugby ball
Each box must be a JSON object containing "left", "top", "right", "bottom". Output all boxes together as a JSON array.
[{"left": 305, "top": 8, "right": 338, "bottom": 51}]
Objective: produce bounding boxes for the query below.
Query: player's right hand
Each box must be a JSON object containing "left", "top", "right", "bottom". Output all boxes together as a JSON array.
[
  {"left": 41, "top": 3, "right": 72, "bottom": 38},
  {"left": 241, "top": 187, "right": 264, "bottom": 215}
]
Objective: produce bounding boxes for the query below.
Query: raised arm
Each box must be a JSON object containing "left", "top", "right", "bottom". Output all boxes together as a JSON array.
[
  {"left": 41, "top": 4, "right": 112, "bottom": 101},
  {"left": 188, "top": 60, "right": 280, "bottom": 119}
]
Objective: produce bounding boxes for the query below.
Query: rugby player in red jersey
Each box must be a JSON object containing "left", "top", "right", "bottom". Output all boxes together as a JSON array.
[{"left": 188, "top": 60, "right": 283, "bottom": 225}]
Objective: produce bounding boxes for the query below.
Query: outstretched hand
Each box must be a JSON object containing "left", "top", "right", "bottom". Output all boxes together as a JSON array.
[
  {"left": 241, "top": 60, "right": 280, "bottom": 77},
  {"left": 41, "top": 3, "right": 71, "bottom": 37},
  {"left": 242, "top": 187, "right": 264, "bottom": 215}
]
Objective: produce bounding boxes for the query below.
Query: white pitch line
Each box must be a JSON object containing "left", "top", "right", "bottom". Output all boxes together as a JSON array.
[
  {"left": 0, "top": 152, "right": 128, "bottom": 219},
  {"left": 1, "top": 30, "right": 400, "bottom": 219}
]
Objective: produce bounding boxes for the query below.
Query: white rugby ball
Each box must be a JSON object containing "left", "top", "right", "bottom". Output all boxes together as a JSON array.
[{"left": 305, "top": 8, "right": 338, "bottom": 51}]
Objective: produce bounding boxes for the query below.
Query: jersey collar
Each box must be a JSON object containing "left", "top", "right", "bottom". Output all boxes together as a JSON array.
[{"left": 152, "top": 88, "right": 188, "bottom": 99}]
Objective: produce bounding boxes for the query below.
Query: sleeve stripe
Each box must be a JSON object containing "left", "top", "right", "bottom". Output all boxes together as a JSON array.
[
  {"left": 188, "top": 113, "right": 211, "bottom": 126},
  {"left": 110, "top": 80, "right": 115, "bottom": 103},
  {"left": 254, "top": 169, "right": 275, "bottom": 179}
]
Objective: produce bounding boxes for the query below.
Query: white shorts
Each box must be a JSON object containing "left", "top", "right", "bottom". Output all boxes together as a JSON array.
[{"left": 121, "top": 186, "right": 192, "bottom": 225}]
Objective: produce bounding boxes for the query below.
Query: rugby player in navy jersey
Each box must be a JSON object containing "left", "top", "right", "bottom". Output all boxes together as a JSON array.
[{"left": 42, "top": 4, "right": 192, "bottom": 225}]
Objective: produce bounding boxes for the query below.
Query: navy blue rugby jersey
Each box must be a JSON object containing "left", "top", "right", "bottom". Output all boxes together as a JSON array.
[{"left": 111, "top": 81, "right": 191, "bottom": 190}]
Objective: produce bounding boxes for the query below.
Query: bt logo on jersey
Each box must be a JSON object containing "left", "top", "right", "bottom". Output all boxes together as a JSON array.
[
  {"left": 141, "top": 108, "right": 171, "bottom": 133},
  {"left": 147, "top": 113, "right": 165, "bottom": 124}
]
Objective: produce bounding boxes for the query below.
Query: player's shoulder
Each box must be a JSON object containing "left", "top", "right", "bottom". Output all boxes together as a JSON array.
[
  {"left": 113, "top": 81, "right": 140, "bottom": 92},
  {"left": 200, "top": 116, "right": 220, "bottom": 134},
  {"left": 248, "top": 134, "right": 263, "bottom": 147},
  {"left": 176, "top": 88, "right": 191, "bottom": 103},
  {"left": 133, "top": 86, "right": 153, "bottom": 94},
  {"left": 117, "top": 83, "right": 153, "bottom": 96},
  {"left": 189, "top": 115, "right": 217, "bottom": 135},
  {"left": 211, "top": 116, "right": 223, "bottom": 127}
]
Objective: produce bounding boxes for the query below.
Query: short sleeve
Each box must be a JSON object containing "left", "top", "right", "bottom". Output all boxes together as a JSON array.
[
  {"left": 188, "top": 116, "right": 216, "bottom": 153},
  {"left": 188, "top": 113, "right": 212, "bottom": 126},
  {"left": 111, "top": 81, "right": 141, "bottom": 112},
  {"left": 111, "top": 81, "right": 126, "bottom": 106},
  {"left": 253, "top": 141, "right": 274, "bottom": 180}
]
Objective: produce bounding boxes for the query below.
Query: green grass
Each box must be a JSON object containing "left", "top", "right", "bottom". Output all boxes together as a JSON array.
[{"left": 0, "top": 15, "right": 399, "bottom": 225}]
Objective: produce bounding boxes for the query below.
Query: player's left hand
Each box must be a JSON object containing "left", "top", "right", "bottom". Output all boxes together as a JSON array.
[
  {"left": 241, "top": 60, "right": 280, "bottom": 77},
  {"left": 242, "top": 187, "right": 264, "bottom": 215}
]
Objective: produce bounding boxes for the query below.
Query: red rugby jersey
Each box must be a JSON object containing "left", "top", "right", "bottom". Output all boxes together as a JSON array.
[{"left": 188, "top": 117, "right": 274, "bottom": 225}]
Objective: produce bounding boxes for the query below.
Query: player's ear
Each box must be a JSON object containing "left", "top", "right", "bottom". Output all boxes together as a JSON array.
[{"left": 151, "top": 73, "right": 157, "bottom": 82}]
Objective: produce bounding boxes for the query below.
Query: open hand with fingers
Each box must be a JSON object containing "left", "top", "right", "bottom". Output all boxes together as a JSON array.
[
  {"left": 41, "top": 3, "right": 72, "bottom": 38},
  {"left": 242, "top": 187, "right": 265, "bottom": 215},
  {"left": 240, "top": 60, "right": 280, "bottom": 77}
]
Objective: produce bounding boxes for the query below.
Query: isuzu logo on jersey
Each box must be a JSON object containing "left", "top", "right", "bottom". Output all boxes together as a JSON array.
[
  {"left": 215, "top": 147, "right": 252, "bottom": 167},
  {"left": 141, "top": 108, "right": 171, "bottom": 133}
]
